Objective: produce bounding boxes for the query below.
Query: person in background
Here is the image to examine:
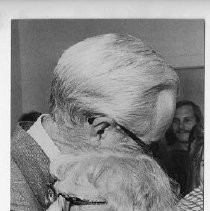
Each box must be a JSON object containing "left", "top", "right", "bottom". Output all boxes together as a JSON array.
[
  {"left": 11, "top": 33, "right": 179, "bottom": 211},
  {"left": 19, "top": 111, "right": 42, "bottom": 122},
  {"left": 177, "top": 135, "right": 204, "bottom": 211},
  {"left": 165, "top": 100, "right": 204, "bottom": 196}
]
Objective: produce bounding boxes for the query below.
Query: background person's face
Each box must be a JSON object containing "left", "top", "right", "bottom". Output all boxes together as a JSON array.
[{"left": 172, "top": 105, "right": 197, "bottom": 143}]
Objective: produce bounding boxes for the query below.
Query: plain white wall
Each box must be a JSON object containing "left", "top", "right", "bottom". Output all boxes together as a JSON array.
[
  {"left": 176, "top": 67, "right": 204, "bottom": 114},
  {"left": 11, "top": 19, "right": 204, "bottom": 132}
]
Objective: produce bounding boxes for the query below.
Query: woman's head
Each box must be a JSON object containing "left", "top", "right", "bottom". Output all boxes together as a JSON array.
[{"left": 50, "top": 151, "right": 177, "bottom": 211}]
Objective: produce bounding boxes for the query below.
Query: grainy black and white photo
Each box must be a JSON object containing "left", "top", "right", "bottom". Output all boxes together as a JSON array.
[{"left": 11, "top": 19, "right": 204, "bottom": 211}]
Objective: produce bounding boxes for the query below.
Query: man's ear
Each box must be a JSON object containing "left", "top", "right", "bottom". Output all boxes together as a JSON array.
[
  {"left": 155, "top": 90, "right": 176, "bottom": 125},
  {"left": 148, "top": 90, "right": 176, "bottom": 142},
  {"left": 88, "top": 117, "right": 115, "bottom": 144}
]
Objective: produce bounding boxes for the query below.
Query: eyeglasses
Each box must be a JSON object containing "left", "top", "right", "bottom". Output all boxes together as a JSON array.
[
  {"left": 59, "top": 193, "right": 107, "bottom": 210},
  {"left": 115, "top": 122, "right": 151, "bottom": 154},
  {"left": 88, "top": 117, "right": 151, "bottom": 155},
  {"left": 47, "top": 183, "right": 107, "bottom": 211}
]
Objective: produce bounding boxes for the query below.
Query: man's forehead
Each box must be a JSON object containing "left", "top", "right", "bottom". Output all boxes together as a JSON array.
[{"left": 174, "top": 105, "right": 195, "bottom": 118}]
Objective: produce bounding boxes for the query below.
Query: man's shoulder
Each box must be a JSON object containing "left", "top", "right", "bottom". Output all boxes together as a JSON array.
[
  {"left": 11, "top": 121, "right": 50, "bottom": 171},
  {"left": 10, "top": 121, "right": 52, "bottom": 210},
  {"left": 12, "top": 121, "right": 34, "bottom": 138},
  {"left": 10, "top": 158, "right": 43, "bottom": 211},
  {"left": 11, "top": 157, "right": 25, "bottom": 181},
  {"left": 11, "top": 121, "right": 41, "bottom": 158}
]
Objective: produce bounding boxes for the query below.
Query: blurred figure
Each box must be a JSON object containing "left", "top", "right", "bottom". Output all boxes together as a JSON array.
[
  {"left": 188, "top": 124, "right": 204, "bottom": 191},
  {"left": 47, "top": 151, "right": 177, "bottom": 211},
  {"left": 170, "top": 101, "right": 203, "bottom": 150},
  {"left": 19, "top": 111, "right": 42, "bottom": 122},
  {"left": 17, "top": 111, "right": 42, "bottom": 129},
  {"left": 177, "top": 137, "right": 204, "bottom": 211},
  {"left": 165, "top": 100, "right": 204, "bottom": 196}
]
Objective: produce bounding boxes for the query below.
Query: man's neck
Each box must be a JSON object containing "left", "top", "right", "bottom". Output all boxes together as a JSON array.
[
  {"left": 41, "top": 115, "right": 66, "bottom": 151},
  {"left": 41, "top": 115, "right": 82, "bottom": 153}
]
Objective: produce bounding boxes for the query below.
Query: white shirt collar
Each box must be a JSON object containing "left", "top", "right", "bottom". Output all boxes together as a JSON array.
[{"left": 27, "top": 114, "right": 61, "bottom": 162}]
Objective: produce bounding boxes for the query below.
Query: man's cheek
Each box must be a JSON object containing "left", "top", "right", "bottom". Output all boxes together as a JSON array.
[
  {"left": 188, "top": 124, "right": 196, "bottom": 131},
  {"left": 172, "top": 124, "right": 178, "bottom": 132},
  {"left": 177, "top": 133, "right": 190, "bottom": 142}
]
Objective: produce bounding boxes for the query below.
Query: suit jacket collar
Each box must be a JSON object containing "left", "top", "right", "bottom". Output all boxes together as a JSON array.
[{"left": 11, "top": 121, "right": 55, "bottom": 209}]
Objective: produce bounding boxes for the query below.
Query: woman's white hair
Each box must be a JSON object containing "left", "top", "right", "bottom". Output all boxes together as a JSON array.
[
  {"left": 50, "top": 33, "right": 178, "bottom": 139},
  {"left": 50, "top": 151, "right": 177, "bottom": 211}
]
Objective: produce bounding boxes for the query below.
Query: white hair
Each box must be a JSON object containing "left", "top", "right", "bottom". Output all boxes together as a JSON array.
[
  {"left": 50, "top": 151, "right": 177, "bottom": 211},
  {"left": 50, "top": 33, "right": 178, "bottom": 139}
]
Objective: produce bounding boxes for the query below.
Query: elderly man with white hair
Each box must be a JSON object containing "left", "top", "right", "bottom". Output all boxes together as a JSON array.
[{"left": 11, "top": 33, "right": 179, "bottom": 211}]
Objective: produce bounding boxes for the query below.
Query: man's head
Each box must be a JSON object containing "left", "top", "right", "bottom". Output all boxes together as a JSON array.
[
  {"left": 49, "top": 34, "right": 178, "bottom": 152},
  {"left": 49, "top": 151, "right": 177, "bottom": 211},
  {"left": 172, "top": 101, "right": 203, "bottom": 143}
]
